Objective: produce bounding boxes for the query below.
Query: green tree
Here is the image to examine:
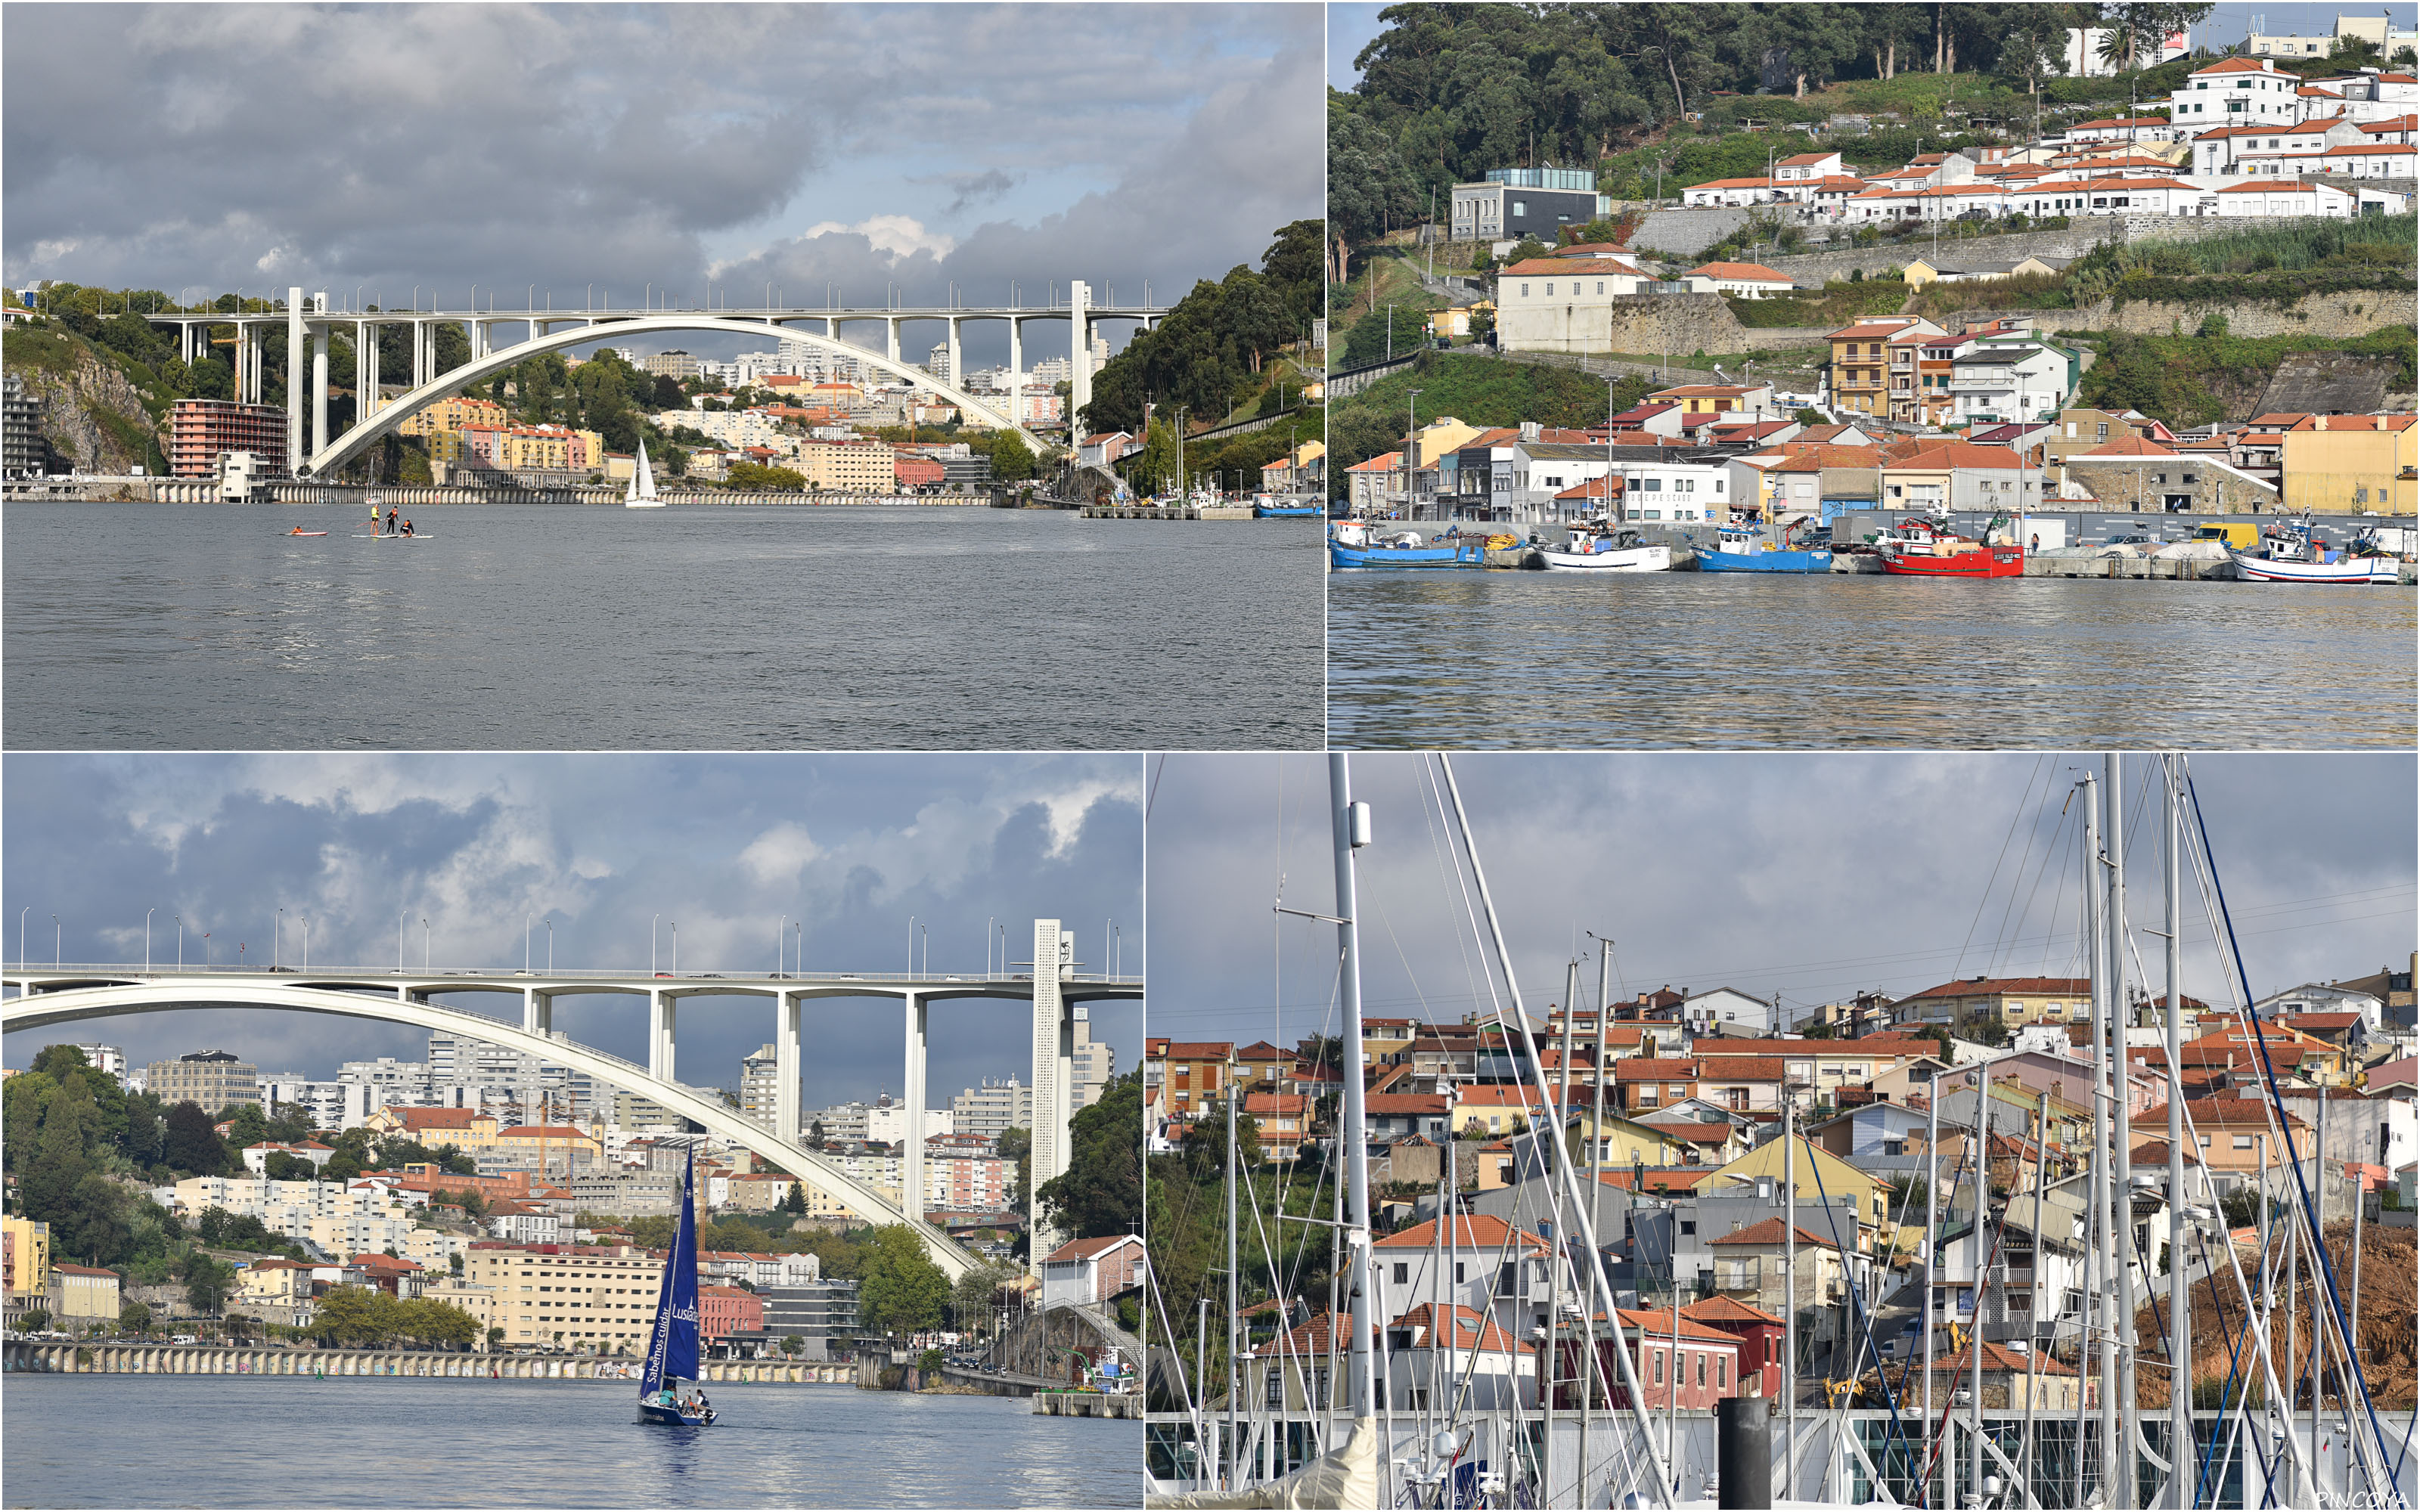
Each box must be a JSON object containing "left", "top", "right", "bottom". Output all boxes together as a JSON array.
[
  {"left": 779, "top": 1332, "right": 804, "bottom": 1356},
  {"left": 783, "top": 1181, "right": 807, "bottom": 1216},
  {"left": 487, "top": 1326, "right": 506, "bottom": 1351},
  {"left": 119, "top": 1300, "right": 151, "bottom": 1335},
  {"left": 949, "top": 1262, "right": 1020, "bottom": 1336},
  {"left": 727, "top": 460, "right": 807, "bottom": 491},
  {"left": 179, "top": 1253, "right": 234, "bottom": 1316},
  {"left": 855, "top": 1225, "right": 950, "bottom": 1337},
  {"left": 21, "top": 1307, "right": 53, "bottom": 1334},
  {"left": 1036, "top": 1071, "right": 1143, "bottom": 1241},
  {"left": 988, "top": 428, "right": 1035, "bottom": 482},
  {"left": 20, "top": 1081, "right": 100, "bottom": 1225},
  {"left": 161, "top": 1101, "right": 229, "bottom": 1176},
  {"left": 60, "top": 1173, "right": 132, "bottom": 1265},
  {"left": 260, "top": 1151, "right": 317, "bottom": 1182},
  {"left": 997, "top": 1126, "right": 1033, "bottom": 1215}
]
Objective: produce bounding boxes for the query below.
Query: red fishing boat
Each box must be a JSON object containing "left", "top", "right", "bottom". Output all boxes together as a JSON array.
[{"left": 1876, "top": 514, "right": 2024, "bottom": 577}]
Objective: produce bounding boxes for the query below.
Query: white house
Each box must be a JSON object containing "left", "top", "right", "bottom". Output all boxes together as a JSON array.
[
  {"left": 1380, "top": 1303, "right": 1537, "bottom": 1412},
  {"left": 1680, "top": 262, "right": 1796, "bottom": 299},
  {"left": 1773, "top": 150, "right": 1846, "bottom": 181},
  {"left": 2068, "top": 116, "right": 2176, "bottom": 144},
  {"left": 1494, "top": 257, "right": 1661, "bottom": 355},
  {"left": 1683, "top": 987, "right": 1784, "bottom": 1039},
  {"left": 1682, "top": 176, "right": 1784, "bottom": 208},
  {"left": 1371, "top": 1214, "right": 1564, "bottom": 1344},
  {"left": 2189, "top": 117, "right": 2367, "bottom": 175},
  {"left": 240, "top": 1140, "right": 337, "bottom": 1176},
  {"left": 2255, "top": 983, "right": 2387, "bottom": 1034},
  {"left": 2008, "top": 175, "right": 2211, "bottom": 218},
  {"left": 1615, "top": 457, "right": 1741, "bottom": 524},
  {"left": 2170, "top": 57, "right": 2304, "bottom": 138},
  {"left": 1039, "top": 1232, "right": 1146, "bottom": 1309},
  {"left": 1948, "top": 343, "right": 2073, "bottom": 427},
  {"left": 2212, "top": 179, "right": 2359, "bottom": 217}
]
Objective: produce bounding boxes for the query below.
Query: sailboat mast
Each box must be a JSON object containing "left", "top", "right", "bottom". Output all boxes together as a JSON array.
[
  {"left": 1226, "top": 1087, "right": 1240, "bottom": 1490},
  {"left": 2108, "top": 754, "right": 2140, "bottom": 1512},
  {"left": 1434, "top": 754, "right": 1674, "bottom": 1510},
  {"left": 2162, "top": 757, "right": 2191, "bottom": 1510},
  {"left": 1326, "top": 754, "right": 1377, "bottom": 1427},
  {"left": 2083, "top": 770, "right": 2114, "bottom": 1507}
]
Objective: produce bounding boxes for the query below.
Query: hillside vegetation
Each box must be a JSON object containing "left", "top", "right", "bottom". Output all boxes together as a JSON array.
[{"left": 1326, "top": 351, "right": 1653, "bottom": 497}]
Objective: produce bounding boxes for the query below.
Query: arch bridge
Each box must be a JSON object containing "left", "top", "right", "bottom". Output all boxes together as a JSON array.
[
  {"left": 146, "top": 286, "right": 1168, "bottom": 479},
  {"left": 2, "top": 921, "right": 1138, "bottom": 1279}
]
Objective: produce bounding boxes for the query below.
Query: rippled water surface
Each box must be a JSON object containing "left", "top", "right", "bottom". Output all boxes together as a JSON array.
[
  {"left": 1329, "top": 572, "right": 2416, "bottom": 748},
  {"left": 0, "top": 1373, "right": 1137, "bottom": 1507},
  {"left": 3, "top": 503, "right": 1322, "bottom": 750}
]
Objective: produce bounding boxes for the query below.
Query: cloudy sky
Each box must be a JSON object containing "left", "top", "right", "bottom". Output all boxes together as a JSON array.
[
  {"left": 2, "top": 3, "right": 1321, "bottom": 367},
  {"left": 1149, "top": 752, "right": 2415, "bottom": 1046},
  {"left": 2, "top": 754, "right": 1141, "bottom": 1113},
  {"left": 1329, "top": 3, "right": 2413, "bottom": 88}
]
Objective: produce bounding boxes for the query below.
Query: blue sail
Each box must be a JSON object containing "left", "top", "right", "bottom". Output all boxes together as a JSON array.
[{"left": 639, "top": 1148, "right": 702, "bottom": 1397}]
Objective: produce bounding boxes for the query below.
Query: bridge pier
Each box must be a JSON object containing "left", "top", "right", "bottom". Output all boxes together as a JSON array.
[
  {"left": 902, "top": 991, "right": 927, "bottom": 1220},
  {"left": 886, "top": 316, "right": 901, "bottom": 367},
  {"left": 312, "top": 327, "right": 330, "bottom": 463},
  {"left": 522, "top": 987, "right": 551, "bottom": 1038},
  {"left": 650, "top": 990, "right": 676, "bottom": 1084},
  {"left": 1007, "top": 318, "right": 1023, "bottom": 429},
  {"left": 776, "top": 990, "right": 802, "bottom": 1145},
  {"left": 1029, "top": 919, "right": 1070, "bottom": 1267},
  {"left": 946, "top": 319, "right": 961, "bottom": 390},
  {"left": 1069, "top": 281, "right": 1091, "bottom": 429},
  {"left": 287, "top": 287, "right": 305, "bottom": 476}
]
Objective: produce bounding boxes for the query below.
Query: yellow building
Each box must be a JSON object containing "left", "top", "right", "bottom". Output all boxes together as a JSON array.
[
  {"left": 1689, "top": 1134, "right": 1891, "bottom": 1241},
  {"left": 365, "top": 1106, "right": 500, "bottom": 1151},
  {"left": 795, "top": 439, "right": 897, "bottom": 491},
  {"left": 396, "top": 395, "right": 510, "bottom": 437},
  {"left": 461, "top": 1242, "right": 666, "bottom": 1353},
  {"left": 1409, "top": 417, "right": 1486, "bottom": 467},
  {"left": 237, "top": 1257, "right": 318, "bottom": 1308},
  {"left": 4, "top": 1215, "right": 51, "bottom": 1307},
  {"left": 420, "top": 1277, "right": 507, "bottom": 1345},
  {"left": 49, "top": 1263, "right": 121, "bottom": 1324},
  {"left": 2282, "top": 413, "right": 2418, "bottom": 515},
  {"left": 492, "top": 1123, "right": 604, "bottom": 1173},
  {"left": 1826, "top": 318, "right": 1944, "bottom": 418}
]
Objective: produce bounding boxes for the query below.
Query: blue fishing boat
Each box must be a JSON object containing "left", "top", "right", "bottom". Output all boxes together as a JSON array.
[
  {"left": 1694, "top": 524, "right": 1833, "bottom": 574},
  {"left": 1329, "top": 520, "right": 1484, "bottom": 569},
  {"left": 636, "top": 1149, "right": 715, "bottom": 1427},
  {"left": 1255, "top": 502, "right": 1323, "bottom": 518}
]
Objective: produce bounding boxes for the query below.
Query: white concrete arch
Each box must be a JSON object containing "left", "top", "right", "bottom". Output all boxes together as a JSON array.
[
  {"left": 304, "top": 314, "right": 1048, "bottom": 477},
  {"left": 0, "top": 979, "right": 983, "bottom": 1278}
]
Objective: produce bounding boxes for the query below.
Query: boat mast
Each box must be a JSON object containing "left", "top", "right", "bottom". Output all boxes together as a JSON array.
[
  {"left": 1326, "top": 754, "right": 1377, "bottom": 1432},
  {"left": 2082, "top": 770, "right": 2111, "bottom": 1510},
  {"left": 1586, "top": 943, "right": 1610, "bottom": 1497},
  {"left": 1435, "top": 754, "right": 1674, "bottom": 1508},
  {"left": 2162, "top": 756, "right": 2191, "bottom": 1510},
  {"left": 1784, "top": 1084, "right": 1796, "bottom": 1499},
  {"left": 1970, "top": 1068, "right": 1987, "bottom": 1509},
  {"left": 1923, "top": 1068, "right": 1941, "bottom": 1507},
  {"left": 1550, "top": 957, "right": 1579, "bottom": 1508},
  {"left": 1226, "top": 1084, "right": 1240, "bottom": 1489},
  {"left": 2108, "top": 754, "right": 2141, "bottom": 1512}
]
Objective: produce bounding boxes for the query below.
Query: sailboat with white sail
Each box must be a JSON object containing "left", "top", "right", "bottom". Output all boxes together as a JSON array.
[{"left": 625, "top": 438, "right": 663, "bottom": 508}]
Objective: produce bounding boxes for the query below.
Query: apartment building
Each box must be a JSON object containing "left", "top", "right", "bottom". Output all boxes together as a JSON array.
[
  {"left": 462, "top": 1241, "right": 666, "bottom": 1352},
  {"left": 147, "top": 1050, "right": 260, "bottom": 1111}
]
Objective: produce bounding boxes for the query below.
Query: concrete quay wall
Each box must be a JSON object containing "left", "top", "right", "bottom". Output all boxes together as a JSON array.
[{"left": 2, "top": 1339, "right": 851, "bottom": 1383}]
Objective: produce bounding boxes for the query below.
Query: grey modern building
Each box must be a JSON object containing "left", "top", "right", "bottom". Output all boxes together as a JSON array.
[
  {"left": 3, "top": 371, "right": 51, "bottom": 477},
  {"left": 762, "top": 1279, "right": 864, "bottom": 1360},
  {"left": 1449, "top": 169, "right": 1609, "bottom": 243}
]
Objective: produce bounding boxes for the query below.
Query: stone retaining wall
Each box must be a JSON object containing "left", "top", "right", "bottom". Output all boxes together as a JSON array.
[{"left": 1, "top": 1340, "right": 852, "bottom": 1383}]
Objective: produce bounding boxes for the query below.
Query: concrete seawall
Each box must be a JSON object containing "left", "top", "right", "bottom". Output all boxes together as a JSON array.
[{"left": 2, "top": 1339, "right": 852, "bottom": 1383}]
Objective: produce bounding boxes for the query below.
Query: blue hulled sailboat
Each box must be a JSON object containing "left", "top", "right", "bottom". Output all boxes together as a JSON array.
[{"left": 636, "top": 1148, "right": 715, "bottom": 1426}]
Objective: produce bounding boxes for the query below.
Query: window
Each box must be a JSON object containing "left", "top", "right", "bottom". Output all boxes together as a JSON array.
[
  {"left": 1312, "top": 1365, "right": 1330, "bottom": 1408},
  {"left": 1717, "top": 1358, "right": 1727, "bottom": 1389},
  {"left": 1680, "top": 1220, "right": 1697, "bottom": 1236},
  {"left": 1520, "top": 284, "right": 1531, "bottom": 297},
  {"left": 1512, "top": 200, "right": 1527, "bottom": 216},
  {"left": 1544, "top": 283, "right": 1555, "bottom": 296},
  {"left": 1393, "top": 1262, "right": 1409, "bottom": 1285},
  {"left": 1697, "top": 1352, "right": 1708, "bottom": 1387},
  {"left": 2234, "top": 1135, "right": 2256, "bottom": 1150},
  {"left": 1596, "top": 282, "right": 1606, "bottom": 295},
  {"left": 1454, "top": 1262, "right": 1466, "bottom": 1284},
  {"left": 1653, "top": 1350, "right": 1665, "bottom": 1385}
]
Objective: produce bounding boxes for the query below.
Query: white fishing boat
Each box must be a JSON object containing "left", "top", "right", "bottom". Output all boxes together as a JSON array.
[
  {"left": 625, "top": 440, "right": 663, "bottom": 508},
  {"left": 1540, "top": 526, "right": 1671, "bottom": 573}
]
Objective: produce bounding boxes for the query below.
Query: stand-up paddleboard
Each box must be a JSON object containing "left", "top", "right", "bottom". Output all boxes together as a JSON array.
[{"left": 349, "top": 534, "right": 436, "bottom": 540}]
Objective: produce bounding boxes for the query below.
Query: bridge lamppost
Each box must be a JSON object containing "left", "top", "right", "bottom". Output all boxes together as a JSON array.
[
  {"left": 302, "top": 914, "right": 309, "bottom": 970},
  {"left": 422, "top": 917, "right": 431, "bottom": 973},
  {"left": 175, "top": 915, "right": 183, "bottom": 971},
  {"left": 907, "top": 916, "right": 916, "bottom": 974},
  {"left": 275, "top": 908, "right": 284, "bottom": 970},
  {"left": 398, "top": 912, "right": 408, "bottom": 974},
  {"left": 652, "top": 914, "right": 660, "bottom": 975},
  {"left": 18, "top": 908, "right": 25, "bottom": 972},
  {"left": 53, "top": 914, "right": 60, "bottom": 969},
  {"left": 146, "top": 909, "right": 154, "bottom": 974},
  {"left": 544, "top": 919, "right": 554, "bottom": 974},
  {"left": 670, "top": 922, "right": 678, "bottom": 974}
]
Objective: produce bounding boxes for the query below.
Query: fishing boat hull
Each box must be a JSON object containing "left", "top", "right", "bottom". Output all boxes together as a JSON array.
[
  {"left": 2227, "top": 549, "right": 2400, "bottom": 584},
  {"left": 1538, "top": 544, "right": 1671, "bottom": 572},
  {"left": 636, "top": 1399, "right": 715, "bottom": 1427},
  {"left": 1255, "top": 505, "right": 1322, "bottom": 518},
  {"left": 1697, "top": 547, "right": 1832, "bottom": 573},
  {"left": 1879, "top": 545, "right": 2023, "bottom": 577},
  {"left": 1329, "top": 542, "right": 1481, "bottom": 569}
]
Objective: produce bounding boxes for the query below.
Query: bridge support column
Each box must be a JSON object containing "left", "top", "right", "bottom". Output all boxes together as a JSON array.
[
  {"left": 886, "top": 317, "right": 901, "bottom": 367},
  {"left": 650, "top": 990, "right": 675, "bottom": 1085},
  {"left": 287, "top": 288, "right": 305, "bottom": 476},
  {"left": 1028, "top": 919, "right": 1070, "bottom": 1270},
  {"left": 946, "top": 319, "right": 960, "bottom": 390},
  {"left": 902, "top": 991, "right": 926, "bottom": 1225},
  {"left": 1007, "top": 319, "right": 1023, "bottom": 430},
  {"left": 312, "top": 327, "right": 330, "bottom": 466},
  {"left": 523, "top": 987, "right": 551, "bottom": 1037},
  {"left": 181, "top": 322, "right": 194, "bottom": 367},
  {"left": 775, "top": 990, "right": 801, "bottom": 1143},
  {"left": 1069, "top": 280, "right": 1091, "bottom": 431}
]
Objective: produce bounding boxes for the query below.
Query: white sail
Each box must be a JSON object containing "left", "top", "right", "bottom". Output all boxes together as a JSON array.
[{"left": 625, "top": 439, "right": 662, "bottom": 507}]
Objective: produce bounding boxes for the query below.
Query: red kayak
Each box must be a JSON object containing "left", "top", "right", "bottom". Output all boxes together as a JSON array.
[{"left": 1879, "top": 544, "right": 2022, "bottom": 577}]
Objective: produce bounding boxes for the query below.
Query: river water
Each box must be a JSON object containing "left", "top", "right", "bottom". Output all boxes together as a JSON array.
[
  {"left": 2, "top": 503, "right": 1322, "bottom": 751},
  {"left": 1329, "top": 572, "right": 2418, "bottom": 749},
  {"left": 0, "top": 1374, "right": 1137, "bottom": 1507}
]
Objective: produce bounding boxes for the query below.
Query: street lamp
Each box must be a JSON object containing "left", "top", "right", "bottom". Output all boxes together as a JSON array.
[
  {"left": 18, "top": 908, "right": 25, "bottom": 972},
  {"left": 908, "top": 916, "right": 917, "bottom": 974},
  {"left": 545, "top": 919, "right": 554, "bottom": 973},
  {"left": 422, "top": 917, "right": 432, "bottom": 972},
  {"left": 399, "top": 911, "right": 408, "bottom": 974},
  {"left": 146, "top": 909, "right": 154, "bottom": 974},
  {"left": 670, "top": 921, "right": 678, "bottom": 975},
  {"left": 1403, "top": 389, "right": 1422, "bottom": 521},
  {"left": 175, "top": 915, "right": 184, "bottom": 970},
  {"left": 302, "top": 914, "right": 309, "bottom": 969},
  {"left": 52, "top": 914, "right": 60, "bottom": 968},
  {"left": 276, "top": 907, "right": 284, "bottom": 970}
]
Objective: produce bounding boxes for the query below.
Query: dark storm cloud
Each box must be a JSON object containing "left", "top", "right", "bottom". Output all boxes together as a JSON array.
[
  {"left": 2, "top": 2, "right": 1323, "bottom": 356},
  {"left": 1147, "top": 754, "right": 2416, "bottom": 1045},
  {"left": 4, "top": 754, "right": 1142, "bottom": 1111}
]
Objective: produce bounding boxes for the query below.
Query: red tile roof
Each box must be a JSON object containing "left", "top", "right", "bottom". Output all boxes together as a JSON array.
[
  {"left": 1683, "top": 1295, "right": 1784, "bottom": 1327},
  {"left": 1708, "top": 1217, "right": 1845, "bottom": 1249},
  {"left": 1374, "top": 1214, "right": 1547, "bottom": 1253},
  {"left": 1390, "top": 1302, "right": 1534, "bottom": 1355}
]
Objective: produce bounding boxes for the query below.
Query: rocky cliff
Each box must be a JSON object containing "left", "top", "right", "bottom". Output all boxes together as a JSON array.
[{"left": 4, "top": 325, "right": 163, "bottom": 473}]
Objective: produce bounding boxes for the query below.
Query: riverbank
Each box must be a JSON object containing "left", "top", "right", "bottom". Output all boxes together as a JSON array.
[{"left": 2, "top": 1337, "right": 851, "bottom": 1383}]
